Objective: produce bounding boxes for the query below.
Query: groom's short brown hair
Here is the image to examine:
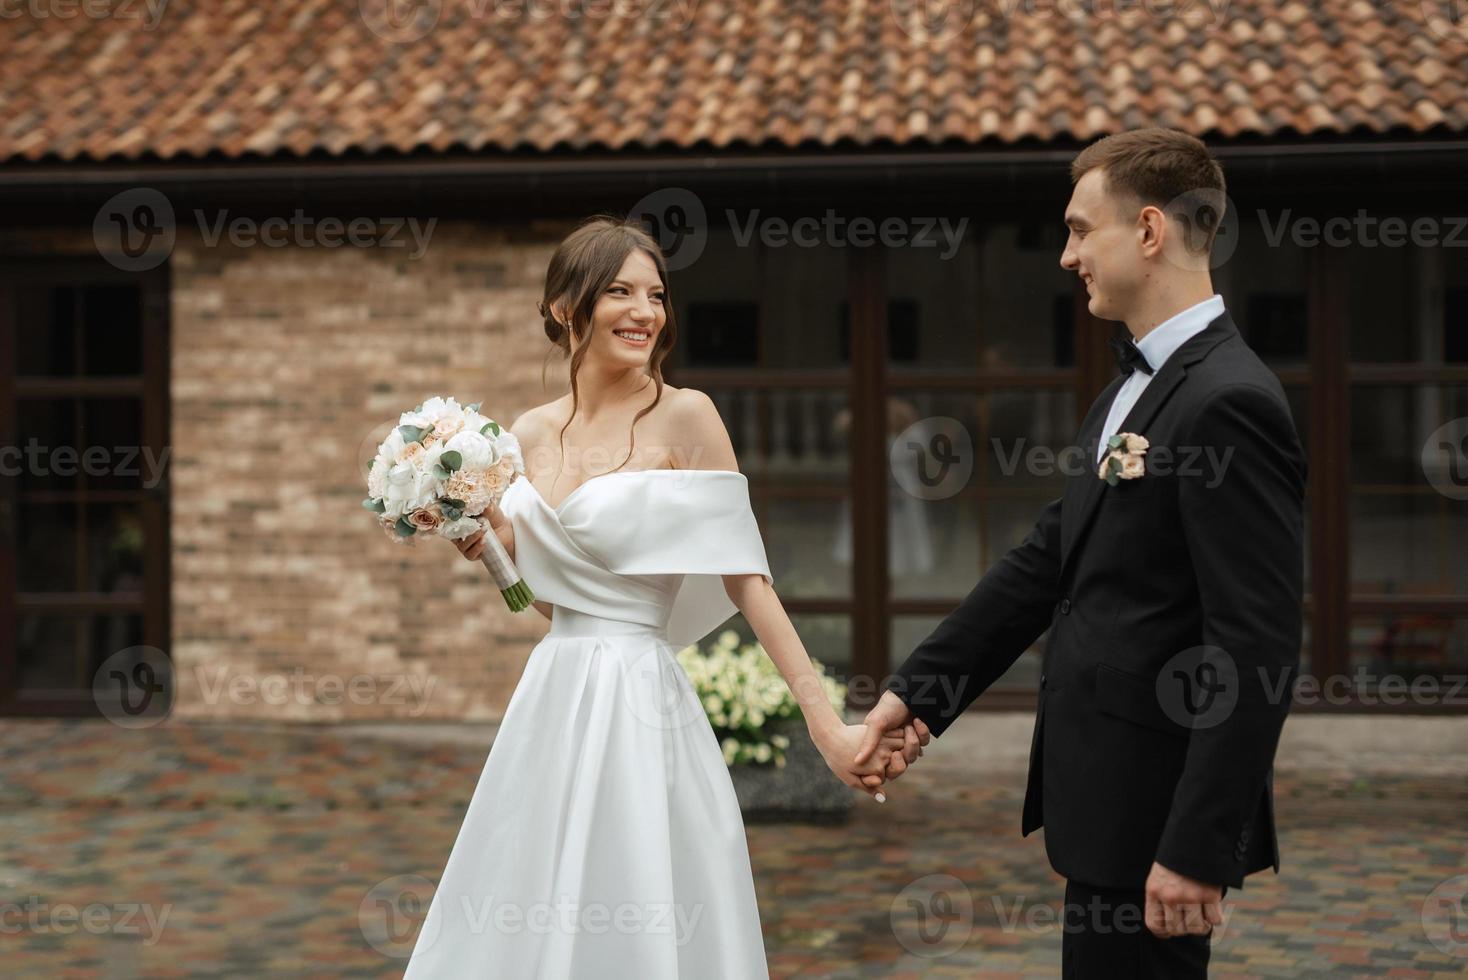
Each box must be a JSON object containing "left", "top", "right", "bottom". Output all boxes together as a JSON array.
[{"left": 1070, "top": 128, "right": 1226, "bottom": 255}]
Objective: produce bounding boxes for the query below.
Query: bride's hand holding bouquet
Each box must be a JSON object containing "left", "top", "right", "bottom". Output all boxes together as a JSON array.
[{"left": 363, "top": 395, "right": 535, "bottom": 611}]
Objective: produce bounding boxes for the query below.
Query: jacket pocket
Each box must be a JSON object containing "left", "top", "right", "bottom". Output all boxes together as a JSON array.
[{"left": 1094, "top": 662, "right": 1190, "bottom": 739}]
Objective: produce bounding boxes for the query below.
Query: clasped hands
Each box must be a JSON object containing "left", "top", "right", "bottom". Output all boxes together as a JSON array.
[{"left": 812, "top": 690, "right": 931, "bottom": 802}]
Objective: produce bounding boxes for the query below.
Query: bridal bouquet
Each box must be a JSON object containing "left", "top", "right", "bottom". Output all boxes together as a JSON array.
[{"left": 362, "top": 395, "right": 536, "bottom": 612}]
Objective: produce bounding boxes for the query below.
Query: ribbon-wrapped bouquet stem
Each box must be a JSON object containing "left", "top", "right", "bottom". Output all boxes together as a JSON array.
[{"left": 363, "top": 396, "right": 536, "bottom": 612}]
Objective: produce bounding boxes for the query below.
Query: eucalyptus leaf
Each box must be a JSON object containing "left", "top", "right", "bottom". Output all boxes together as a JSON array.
[
  {"left": 467, "top": 402, "right": 482, "bottom": 413},
  {"left": 399, "top": 424, "right": 426, "bottom": 443},
  {"left": 439, "top": 450, "right": 462, "bottom": 471},
  {"left": 395, "top": 517, "right": 416, "bottom": 537},
  {"left": 1107, "top": 434, "right": 1125, "bottom": 450},
  {"left": 442, "top": 497, "right": 466, "bottom": 508},
  {"left": 361, "top": 497, "right": 386, "bottom": 513},
  {"left": 487, "top": 421, "right": 501, "bottom": 436},
  {"left": 432, "top": 464, "right": 450, "bottom": 481}
]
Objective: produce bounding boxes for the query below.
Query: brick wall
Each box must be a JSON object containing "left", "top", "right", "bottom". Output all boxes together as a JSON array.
[
  {"left": 2, "top": 219, "right": 581, "bottom": 721},
  {"left": 167, "top": 219, "right": 581, "bottom": 721}
]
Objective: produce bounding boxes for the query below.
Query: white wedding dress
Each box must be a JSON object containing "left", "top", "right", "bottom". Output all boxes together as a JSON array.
[{"left": 402, "top": 469, "right": 773, "bottom": 980}]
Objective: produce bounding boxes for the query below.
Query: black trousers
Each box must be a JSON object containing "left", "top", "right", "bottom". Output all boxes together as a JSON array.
[{"left": 1060, "top": 879, "right": 1214, "bottom": 979}]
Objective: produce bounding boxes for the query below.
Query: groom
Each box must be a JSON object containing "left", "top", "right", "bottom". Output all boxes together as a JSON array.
[{"left": 857, "top": 128, "right": 1305, "bottom": 978}]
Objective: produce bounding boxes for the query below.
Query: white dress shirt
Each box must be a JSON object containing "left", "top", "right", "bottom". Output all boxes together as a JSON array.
[{"left": 1096, "top": 295, "right": 1225, "bottom": 463}]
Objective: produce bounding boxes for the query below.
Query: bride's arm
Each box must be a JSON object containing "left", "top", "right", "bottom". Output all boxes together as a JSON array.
[{"left": 675, "top": 391, "right": 899, "bottom": 795}]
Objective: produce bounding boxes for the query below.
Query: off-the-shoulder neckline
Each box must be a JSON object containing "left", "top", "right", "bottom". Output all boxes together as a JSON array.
[{"left": 513, "top": 468, "right": 747, "bottom": 513}]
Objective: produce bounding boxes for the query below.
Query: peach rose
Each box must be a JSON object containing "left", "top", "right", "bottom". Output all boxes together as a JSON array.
[
  {"left": 396, "top": 440, "right": 426, "bottom": 465},
  {"left": 423, "top": 417, "right": 464, "bottom": 448},
  {"left": 1124, "top": 433, "right": 1150, "bottom": 454},
  {"left": 408, "top": 504, "right": 444, "bottom": 532},
  {"left": 1120, "top": 454, "right": 1146, "bottom": 479}
]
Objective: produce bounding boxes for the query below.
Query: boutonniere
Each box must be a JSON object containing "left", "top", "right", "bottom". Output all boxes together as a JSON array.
[{"left": 1098, "top": 433, "right": 1149, "bottom": 486}]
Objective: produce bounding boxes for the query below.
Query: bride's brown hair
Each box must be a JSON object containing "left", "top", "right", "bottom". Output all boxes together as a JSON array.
[{"left": 538, "top": 215, "right": 678, "bottom": 473}]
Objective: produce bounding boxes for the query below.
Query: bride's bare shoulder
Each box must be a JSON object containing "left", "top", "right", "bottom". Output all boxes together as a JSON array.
[
  {"left": 509, "top": 400, "right": 563, "bottom": 445},
  {"left": 664, "top": 386, "right": 737, "bottom": 471}
]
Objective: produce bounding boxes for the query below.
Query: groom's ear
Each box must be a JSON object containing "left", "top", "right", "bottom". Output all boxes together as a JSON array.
[{"left": 1137, "top": 204, "right": 1167, "bottom": 259}]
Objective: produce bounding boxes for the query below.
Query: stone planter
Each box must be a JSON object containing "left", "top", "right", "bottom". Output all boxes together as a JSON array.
[{"left": 727, "top": 718, "right": 854, "bottom": 824}]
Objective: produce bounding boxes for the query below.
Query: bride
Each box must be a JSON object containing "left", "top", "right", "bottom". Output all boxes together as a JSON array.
[{"left": 402, "top": 217, "right": 916, "bottom": 978}]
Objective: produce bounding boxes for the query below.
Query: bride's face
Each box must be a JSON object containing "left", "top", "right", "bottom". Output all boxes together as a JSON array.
[{"left": 582, "top": 250, "right": 666, "bottom": 368}]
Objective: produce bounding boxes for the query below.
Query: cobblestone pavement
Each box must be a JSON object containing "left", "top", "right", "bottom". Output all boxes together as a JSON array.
[{"left": 2, "top": 716, "right": 1466, "bottom": 978}]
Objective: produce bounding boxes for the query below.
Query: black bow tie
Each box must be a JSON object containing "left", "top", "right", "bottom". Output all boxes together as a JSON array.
[{"left": 1108, "top": 336, "right": 1154, "bottom": 377}]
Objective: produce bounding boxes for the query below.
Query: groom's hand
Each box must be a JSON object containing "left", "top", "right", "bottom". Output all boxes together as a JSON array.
[
  {"left": 854, "top": 691, "right": 931, "bottom": 777},
  {"left": 1144, "top": 862, "right": 1224, "bottom": 938}
]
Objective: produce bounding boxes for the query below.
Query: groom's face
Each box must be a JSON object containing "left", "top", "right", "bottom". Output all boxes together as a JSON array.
[{"left": 1060, "top": 168, "right": 1146, "bottom": 322}]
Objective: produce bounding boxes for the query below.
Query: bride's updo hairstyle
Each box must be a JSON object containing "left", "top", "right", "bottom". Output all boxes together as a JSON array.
[{"left": 537, "top": 215, "right": 678, "bottom": 474}]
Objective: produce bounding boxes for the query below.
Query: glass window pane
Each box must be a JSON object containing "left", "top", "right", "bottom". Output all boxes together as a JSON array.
[
  {"left": 672, "top": 229, "right": 762, "bottom": 369},
  {"left": 1350, "top": 493, "right": 1468, "bottom": 597},
  {"left": 890, "top": 614, "right": 1046, "bottom": 690},
  {"left": 765, "top": 495, "right": 850, "bottom": 599},
  {"left": 670, "top": 223, "right": 851, "bottom": 372},
  {"left": 1349, "top": 616, "right": 1468, "bottom": 681},
  {"left": 706, "top": 613, "right": 853, "bottom": 685},
  {"left": 16, "top": 501, "right": 77, "bottom": 593},
  {"left": 80, "top": 284, "right": 144, "bottom": 376},
  {"left": 15, "top": 613, "right": 143, "bottom": 694},
  {"left": 1350, "top": 386, "right": 1468, "bottom": 485},
  {"left": 15, "top": 284, "right": 76, "bottom": 377},
  {"left": 886, "top": 221, "right": 1074, "bottom": 372},
  {"left": 1349, "top": 385, "right": 1468, "bottom": 598},
  {"left": 1213, "top": 215, "right": 1309, "bottom": 370},
  {"left": 15, "top": 399, "right": 79, "bottom": 493},
  {"left": 81, "top": 398, "right": 145, "bottom": 490},
  {"left": 982, "top": 388, "right": 1077, "bottom": 489},
  {"left": 1345, "top": 237, "right": 1465, "bottom": 364},
  {"left": 88, "top": 502, "right": 147, "bottom": 593}
]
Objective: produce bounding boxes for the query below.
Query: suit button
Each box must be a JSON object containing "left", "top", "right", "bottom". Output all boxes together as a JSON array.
[
  {"left": 1059, "top": 598, "right": 1072, "bottom": 615},
  {"left": 1040, "top": 673, "right": 1048, "bottom": 690}
]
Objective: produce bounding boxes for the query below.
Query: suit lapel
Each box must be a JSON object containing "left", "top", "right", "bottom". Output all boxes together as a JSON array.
[{"left": 1059, "top": 312, "right": 1239, "bottom": 578}]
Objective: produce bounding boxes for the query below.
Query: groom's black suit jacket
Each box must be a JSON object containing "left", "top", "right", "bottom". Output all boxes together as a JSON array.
[{"left": 891, "top": 312, "right": 1305, "bottom": 890}]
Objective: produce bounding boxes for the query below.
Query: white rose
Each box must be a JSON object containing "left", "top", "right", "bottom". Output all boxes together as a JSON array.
[
  {"left": 383, "top": 460, "right": 437, "bottom": 518},
  {"left": 444, "top": 430, "right": 500, "bottom": 470}
]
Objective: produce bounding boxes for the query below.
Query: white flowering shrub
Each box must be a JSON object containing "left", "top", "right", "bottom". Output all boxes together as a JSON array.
[{"left": 676, "top": 629, "right": 847, "bottom": 769}]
